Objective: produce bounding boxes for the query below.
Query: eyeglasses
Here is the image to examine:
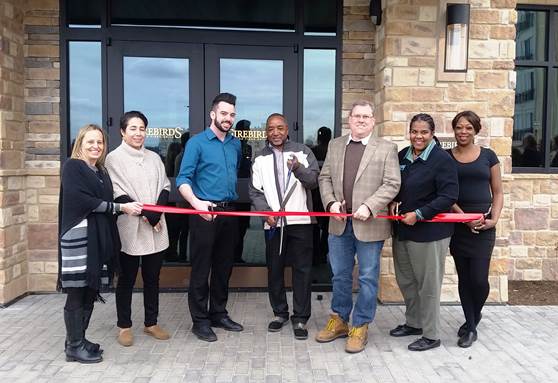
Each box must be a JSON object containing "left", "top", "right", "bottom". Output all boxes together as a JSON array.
[{"left": 350, "top": 114, "right": 373, "bottom": 121}]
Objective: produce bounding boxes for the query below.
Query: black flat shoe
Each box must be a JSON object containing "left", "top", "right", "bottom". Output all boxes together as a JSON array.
[
  {"left": 211, "top": 316, "right": 244, "bottom": 332},
  {"left": 293, "top": 322, "right": 308, "bottom": 340},
  {"left": 389, "top": 324, "right": 423, "bottom": 337},
  {"left": 457, "top": 313, "right": 482, "bottom": 337},
  {"left": 457, "top": 331, "right": 477, "bottom": 348},
  {"left": 408, "top": 337, "right": 441, "bottom": 351},
  {"left": 268, "top": 316, "right": 289, "bottom": 332},
  {"left": 192, "top": 325, "right": 217, "bottom": 342}
]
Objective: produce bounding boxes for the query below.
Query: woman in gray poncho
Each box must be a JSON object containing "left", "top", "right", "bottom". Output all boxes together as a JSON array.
[{"left": 105, "top": 111, "right": 172, "bottom": 347}]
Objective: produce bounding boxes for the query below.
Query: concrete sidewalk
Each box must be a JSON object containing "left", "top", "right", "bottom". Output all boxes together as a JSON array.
[{"left": 0, "top": 292, "right": 557, "bottom": 382}]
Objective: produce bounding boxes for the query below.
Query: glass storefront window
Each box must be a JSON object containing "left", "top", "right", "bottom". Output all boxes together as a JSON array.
[
  {"left": 69, "top": 41, "right": 102, "bottom": 144},
  {"left": 515, "top": 10, "right": 547, "bottom": 62},
  {"left": 512, "top": 67, "right": 546, "bottom": 167},
  {"left": 67, "top": 0, "right": 101, "bottom": 28},
  {"left": 123, "top": 56, "right": 190, "bottom": 163},
  {"left": 111, "top": 0, "right": 295, "bottom": 31},
  {"left": 304, "top": 0, "right": 337, "bottom": 35},
  {"left": 220, "top": 58, "right": 284, "bottom": 265},
  {"left": 551, "top": 70, "right": 558, "bottom": 167},
  {"left": 303, "top": 49, "right": 335, "bottom": 150}
]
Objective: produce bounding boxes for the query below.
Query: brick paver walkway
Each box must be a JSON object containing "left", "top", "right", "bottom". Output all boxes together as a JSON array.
[{"left": 1, "top": 293, "right": 557, "bottom": 382}]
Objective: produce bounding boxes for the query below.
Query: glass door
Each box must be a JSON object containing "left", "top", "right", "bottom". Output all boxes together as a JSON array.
[
  {"left": 205, "top": 45, "right": 298, "bottom": 286},
  {"left": 107, "top": 42, "right": 298, "bottom": 288}
]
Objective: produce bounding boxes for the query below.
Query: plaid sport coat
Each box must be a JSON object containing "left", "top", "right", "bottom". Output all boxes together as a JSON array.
[{"left": 318, "top": 134, "right": 401, "bottom": 242}]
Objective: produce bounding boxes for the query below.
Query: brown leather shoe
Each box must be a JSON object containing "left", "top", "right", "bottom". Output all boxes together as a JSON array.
[
  {"left": 315, "top": 314, "right": 349, "bottom": 343},
  {"left": 345, "top": 324, "right": 368, "bottom": 353},
  {"left": 117, "top": 328, "right": 133, "bottom": 347},
  {"left": 144, "top": 324, "right": 170, "bottom": 340}
]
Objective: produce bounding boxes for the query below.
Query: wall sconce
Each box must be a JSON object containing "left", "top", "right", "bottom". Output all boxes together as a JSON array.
[
  {"left": 444, "top": 3, "right": 470, "bottom": 72},
  {"left": 369, "top": 0, "right": 382, "bottom": 26}
]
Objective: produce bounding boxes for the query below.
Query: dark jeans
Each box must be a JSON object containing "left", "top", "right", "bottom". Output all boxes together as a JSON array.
[
  {"left": 65, "top": 287, "right": 97, "bottom": 311},
  {"left": 453, "top": 256, "right": 491, "bottom": 332},
  {"left": 188, "top": 211, "right": 238, "bottom": 325},
  {"left": 265, "top": 224, "right": 313, "bottom": 324},
  {"left": 116, "top": 251, "right": 164, "bottom": 328}
]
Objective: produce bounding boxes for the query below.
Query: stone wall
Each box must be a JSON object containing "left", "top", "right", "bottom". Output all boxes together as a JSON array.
[
  {"left": 342, "top": 1, "right": 377, "bottom": 127},
  {"left": 372, "top": 0, "right": 519, "bottom": 303},
  {"left": 0, "top": 0, "right": 28, "bottom": 304},
  {"left": 23, "top": 0, "right": 60, "bottom": 293}
]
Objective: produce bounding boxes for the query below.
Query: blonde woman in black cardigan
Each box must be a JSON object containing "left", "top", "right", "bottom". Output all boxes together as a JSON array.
[{"left": 59, "top": 124, "right": 141, "bottom": 363}]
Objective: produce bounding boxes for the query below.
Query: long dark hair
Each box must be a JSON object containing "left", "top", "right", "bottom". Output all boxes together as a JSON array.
[{"left": 409, "top": 113, "right": 440, "bottom": 146}]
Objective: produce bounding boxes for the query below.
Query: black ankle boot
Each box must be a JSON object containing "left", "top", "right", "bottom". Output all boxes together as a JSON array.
[{"left": 64, "top": 308, "right": 102, "bottom": 363}]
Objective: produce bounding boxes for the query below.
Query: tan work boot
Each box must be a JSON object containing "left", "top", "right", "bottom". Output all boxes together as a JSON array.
[
  {"left": 345, "top": 324, "right": 368, "bottom": 353},
  {"left": 315, "top": 314, "right": 349, "bottom": 343},
  {"left": 117, "top": 328, "right": 133, "bottom": 347},
  {"left": 144, "top": 324, "right": 170, "bottom": 340}
]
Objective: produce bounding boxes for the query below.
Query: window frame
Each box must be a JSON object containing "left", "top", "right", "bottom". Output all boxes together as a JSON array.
[
  {"left": 513, "top": 4, "right": 558, "bottom": 173},
  {"left": 59, "top": 0, "right": 342, "bottom": 161}
]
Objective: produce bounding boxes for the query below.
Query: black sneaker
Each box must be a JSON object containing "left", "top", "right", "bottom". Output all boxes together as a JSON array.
[
  {"left": 389, "top": 324, "right": 423, "bottom": 337},
  {"left": 293, "top": 322, "right": 308, "bottom": 340},
  {"left": 408, "top": 337, "right": 441, "bottom": 351},
  {"left": 268, "top": 316, "right": 289, "bottom": 332}
]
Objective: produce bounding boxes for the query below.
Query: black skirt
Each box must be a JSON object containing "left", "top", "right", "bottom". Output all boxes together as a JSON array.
[{"left": 450, "top": 223, "right": 495, "bottom": 258}]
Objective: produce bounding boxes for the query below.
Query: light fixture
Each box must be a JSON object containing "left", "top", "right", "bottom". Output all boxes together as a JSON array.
[
  {"left": 369, "top": 0, "right": 382, "bottom": 26},
  {"left": 444, "top": 3, "right": 470, "bottom": 72}
]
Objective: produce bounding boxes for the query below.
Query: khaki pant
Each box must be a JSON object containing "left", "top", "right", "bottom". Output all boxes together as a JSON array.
[{"left": 393, "top": 237, "right": 451, "bottom": 340}]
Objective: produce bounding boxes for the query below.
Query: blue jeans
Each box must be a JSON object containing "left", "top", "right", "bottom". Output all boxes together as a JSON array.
[{"left": 328, "top": 219, "right": 384, "bottom": 327}]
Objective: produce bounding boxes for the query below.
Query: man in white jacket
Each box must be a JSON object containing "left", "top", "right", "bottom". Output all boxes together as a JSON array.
[{"left": 249, "top": 113, "right": 320, "bottom": 340}]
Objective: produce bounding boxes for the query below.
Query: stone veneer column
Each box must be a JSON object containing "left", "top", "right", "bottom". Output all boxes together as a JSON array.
[
  {"left": 374, "top": 0, "right": 517, "bottom": 303},
  {"left": 0, "top": 0, "right": 28, "bottom": 304},
  {"left": 343, "top": 0, "right": 376, "bottom": 128},
  {"left": 23, "top": 0, "right": 60, "bottom": 293}
]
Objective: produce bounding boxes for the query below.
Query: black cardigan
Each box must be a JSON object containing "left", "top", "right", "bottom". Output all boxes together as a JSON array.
[
  {"left": 58, "top": 159, "right": 121, "bottom": 290},
  {"left": 394, "top": 144, "right": 458, "bottom": 242}
]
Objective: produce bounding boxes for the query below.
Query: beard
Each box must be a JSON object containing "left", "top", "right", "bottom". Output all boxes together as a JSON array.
[{"left": 214, "top": 118, "right": 232, "bottom": 133}]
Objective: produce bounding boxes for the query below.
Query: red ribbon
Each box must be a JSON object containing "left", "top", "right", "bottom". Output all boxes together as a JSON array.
[{"left": 142, "top": 204, "right": 482, "bottom": 222}]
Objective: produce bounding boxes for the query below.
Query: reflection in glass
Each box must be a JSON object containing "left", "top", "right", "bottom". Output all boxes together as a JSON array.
[
  {"left": 220, "top": 58, "right": 283, "bottom": 265},
  {"left": 303, "top": 49, "right": 335, "bottom": 285},
  {"left": 551, "top": 71, "right": 558, "bottom": 167},
  {"left": 124, "top": 56, "right": 190, "bottom": 263},
  {"left": 515, "top": 10, "right": 547, "bottom": 61},
  {"left": 69, "top": 42, "right": 102, "bottom": 144},
  {"left": 303, "top": 50, "right": 335, "bottom": 148},
  {"left": 513, "top": 67, "right": 546, "bottom": 167},
  {"left": 124, "top": 57, "right": 189, "bottom": 159},
  {"left": 555, "top": 12, "right": 558, "bottom": 61},
  {"left": 221, "top": 58, "right": 283, "bottom": 163}
]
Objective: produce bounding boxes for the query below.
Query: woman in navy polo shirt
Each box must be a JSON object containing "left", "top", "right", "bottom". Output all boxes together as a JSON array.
[
  {"left": 388, "top": 113, "right": 459, "bottom": 351},
  {"left": 448, "top": 111, "right": 503, "bottom": 348}
]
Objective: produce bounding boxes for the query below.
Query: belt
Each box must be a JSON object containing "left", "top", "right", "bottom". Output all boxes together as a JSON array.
[{"left": 210, "top": 201, "right": 234, "bottom": 208}]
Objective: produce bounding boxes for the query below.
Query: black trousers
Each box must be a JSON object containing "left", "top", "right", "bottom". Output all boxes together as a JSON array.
[
  {"left": 266, "top": 224, "right": 313, "bottom": 324},
  {"left": 65, "top": 287, "right": 97, "bottom": 311},
  {"left": 188, "top": 212, "right": 238, "bottom": 325},
  {"left": 453, "top": 256, "right": 491, "bottom": 332},
  {"left": 116, "top": 251, "right": 164, "bottom": 328}
]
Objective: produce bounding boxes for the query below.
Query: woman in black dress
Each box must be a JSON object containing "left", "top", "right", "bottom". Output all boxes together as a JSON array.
[
  {"left": 448, "top": 111, "right": 503, "bottom": 348},
  {"left": 59, "top": 124, "right": 142, "bottom": 363}
]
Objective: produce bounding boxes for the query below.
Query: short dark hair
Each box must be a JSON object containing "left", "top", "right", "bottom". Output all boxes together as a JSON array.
[
  {"left": 120, "top": 110, "right": 148, "bottom": 133},
  {"left": 266, "top": 113, "right": 287, "bottom": 127},
  {"left": 452, "top": 110, "right": 482, "bottom": 134},
  {"left": 211, "top": 93, "right": 236, "bottom": 111}
]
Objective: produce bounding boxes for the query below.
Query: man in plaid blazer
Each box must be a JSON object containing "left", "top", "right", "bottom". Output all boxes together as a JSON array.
[{"left": 316, "top": 100, "right": 401, "bottom": 353}]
